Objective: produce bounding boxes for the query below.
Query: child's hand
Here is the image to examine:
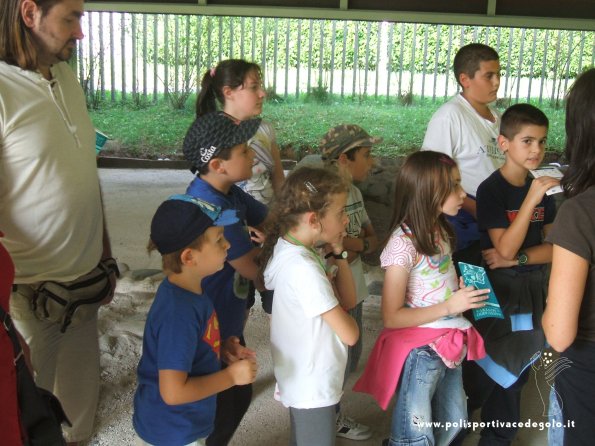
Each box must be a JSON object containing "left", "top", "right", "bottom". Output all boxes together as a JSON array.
[
  {"left": 324, "top": 232, "right": 347, "bottom": 256},
  {"left": 445, "top": 278, "right": 489, "bottom": 315},
  {"left": 221, "top": 336, "right": 257, "bottom": 365},
  {"left": 227, "top": 358, "right": 258, "bottom": 385},
  {"left": 248, "top": 226, "right": 265, "bottom": 244},
  {"left": 482, "top": 248, "right": 517, "bottom": 269},
  {"left": 526, "top": 176, "right": 560, "bottom": 206}
]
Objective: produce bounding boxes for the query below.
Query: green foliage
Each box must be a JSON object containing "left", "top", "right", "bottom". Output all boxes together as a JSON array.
[
  {"left": 90, "top": 95, "right": 566, "bottom": 159},
  {"left": 264, "top": 86, "right": 284, "bottom": 103},
  {"left": 91, "top": 99, "right": 195, "bottom": 158},
  {"left": 114, "top": 13, "right": 592, "bottom": 103},
  {"left": 305, "top": 83, "right": 331, "bottom": 104},
  {"left": 398, "top": 91, "right": 414, "bottom": 106},
  {"left": 138, "top": 14, "right": 593, "bottom": 79}
]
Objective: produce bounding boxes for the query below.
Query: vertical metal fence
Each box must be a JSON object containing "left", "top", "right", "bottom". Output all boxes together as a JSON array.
[{"left": 77, "top": 12, "right": 595, "bottom": 106}]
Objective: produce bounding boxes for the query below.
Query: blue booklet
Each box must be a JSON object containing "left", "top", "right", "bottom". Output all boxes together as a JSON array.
[{"left": 458, "top": 262, "right": 505, "bottom": 320}]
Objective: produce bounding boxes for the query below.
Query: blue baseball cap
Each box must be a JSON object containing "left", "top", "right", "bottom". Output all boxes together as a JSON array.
[{"left": 150, "top": 194, "right": 238, "bottom": 254}]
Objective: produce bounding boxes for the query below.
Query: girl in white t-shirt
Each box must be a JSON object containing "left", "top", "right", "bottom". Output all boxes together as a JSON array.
[
  {"left": 259, "top": 167, "right": 359, "bottom": 446},
  {"left": 355, "top": 151, "right": 488, "bottom": 446}
]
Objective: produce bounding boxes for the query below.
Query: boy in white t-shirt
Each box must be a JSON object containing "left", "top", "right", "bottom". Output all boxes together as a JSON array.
[{"left": 422, "top": 43, "right": 505, "bottom": 271}]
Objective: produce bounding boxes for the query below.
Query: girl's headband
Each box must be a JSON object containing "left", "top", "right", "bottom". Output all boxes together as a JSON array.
[{"left": 438, "top": 155, "right": 456, "bottom": 166}]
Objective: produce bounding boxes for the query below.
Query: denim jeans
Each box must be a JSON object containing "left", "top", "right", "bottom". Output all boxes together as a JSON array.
[
  {"left": 548, "top": 386, "right": 564, "bottom": 446},
  {"left": 389, "top": 346, "right": 466, "bottom": 446}
]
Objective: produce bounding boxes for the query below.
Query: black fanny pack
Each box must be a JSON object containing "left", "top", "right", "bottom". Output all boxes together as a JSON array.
[{"left": 27, "top": 259, "right": 118, "bottom": 333}]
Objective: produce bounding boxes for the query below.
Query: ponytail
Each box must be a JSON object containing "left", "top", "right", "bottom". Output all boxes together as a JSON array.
[
  {"left": 195, "top": 70, "right": 218, "bottom": 117},
  {"left": 194, "top": 59, "right": 262, "bottom": 118}
]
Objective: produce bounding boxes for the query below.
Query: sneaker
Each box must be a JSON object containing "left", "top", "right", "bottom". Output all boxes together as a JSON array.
[{"left": 336, "top": 413, "right": 372, "bottom": 441}]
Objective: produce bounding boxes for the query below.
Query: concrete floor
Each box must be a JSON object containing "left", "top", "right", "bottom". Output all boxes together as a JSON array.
[{"left": 99, "top": 168, "right": 552, "bottom": 446}]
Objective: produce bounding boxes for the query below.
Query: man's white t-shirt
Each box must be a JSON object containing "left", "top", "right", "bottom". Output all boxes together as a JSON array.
[
  {"left": 0, "top": 61, "right": 103, "bottom": 283},
  {"left": 422, "top": 93, "right": 504, "bottom": 197},
  {"left": 265, "top": 238, "right": 347, "bottom": 409}
]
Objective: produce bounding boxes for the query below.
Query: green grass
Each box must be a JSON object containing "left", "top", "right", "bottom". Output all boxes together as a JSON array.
[{"left": 89, "top": 95, "right": 566, "bottom": 160}]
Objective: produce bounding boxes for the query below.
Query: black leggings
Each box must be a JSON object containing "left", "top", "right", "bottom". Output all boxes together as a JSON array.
[{"left": 206, "top": 337, "right": 253, "bottom": 446}]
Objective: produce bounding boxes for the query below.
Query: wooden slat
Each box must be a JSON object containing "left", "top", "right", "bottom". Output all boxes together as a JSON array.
[
  {"left": 99, "top": 12, "right": 106, "bottom": 100},
  {"left": 284, "top": 19, "right": 290, "bottom": 97},
  {"left": 539, "top": 30, "right": 549, "bottom": 105},
  {"left": 132, "top": 14, "right": 137, "bottom": 96},
  {"left": 515, "top": 28, "right": 525, "bottom": 101},
  {"left": 386, "top": 21, "right": 394, "bottom": 101},
  {"left": 142, "top": 15, "right": 148, "bottom": 99},
  {"left": 121, "top": 13, "right": 126, "bottom": 99}
]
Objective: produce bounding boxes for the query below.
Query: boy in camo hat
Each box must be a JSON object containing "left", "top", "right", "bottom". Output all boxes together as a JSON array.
[{"left": 322, "top": 124, "right": 382, "bottom": 441}]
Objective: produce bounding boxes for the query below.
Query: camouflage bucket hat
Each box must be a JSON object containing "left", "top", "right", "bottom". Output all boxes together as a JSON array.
[{"left": 320, "top": 124, "right": 383, "bottom": 160}]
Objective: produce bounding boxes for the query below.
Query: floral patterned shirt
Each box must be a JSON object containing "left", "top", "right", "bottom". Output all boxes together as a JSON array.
[{"left": 380, "top": 223, "right": 471, "bottom": 330}]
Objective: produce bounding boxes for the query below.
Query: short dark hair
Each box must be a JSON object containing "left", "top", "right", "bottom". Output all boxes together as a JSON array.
[
  {"left": 194, "top": 146, "right": 234, "bottom": 176},
  {"left": 453, "top": 43, "right": 499, "bottom": 87},
  {"left": 500, "top": 103, "right": 549, "bottom": 140},
  {"left": 344, "top": 146, "right": 366, "bottom": 161}
]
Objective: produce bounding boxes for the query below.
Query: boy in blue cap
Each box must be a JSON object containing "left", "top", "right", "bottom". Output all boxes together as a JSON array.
[
  {"left": 183, "top": 112, "right": 269, "bottom": 445},
  {"left": 133, "top": 195, "right": 258, "bottom": 446}
]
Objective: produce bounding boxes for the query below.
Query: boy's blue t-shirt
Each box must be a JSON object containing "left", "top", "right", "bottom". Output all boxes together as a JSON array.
[
  {"left": 186, "top": 177, "right": 268, "bottom": 339},
  {"left": 477, "top": 169, "right": 556, "bottom": 270},
  {"left": 133, "top": 278, "right": 221, "bottom": 445}
]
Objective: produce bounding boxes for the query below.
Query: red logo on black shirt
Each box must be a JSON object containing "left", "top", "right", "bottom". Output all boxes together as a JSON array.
[
  {"left": 506, "top": 207, "right": 545, "bottom": 223},
  {"left": 203, "top": 312, "right": 221, "bottom": 359}
]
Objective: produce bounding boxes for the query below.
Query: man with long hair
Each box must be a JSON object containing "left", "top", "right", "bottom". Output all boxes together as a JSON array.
[{"left": 0, "top": 1, "right": 116, "bottom": 444}]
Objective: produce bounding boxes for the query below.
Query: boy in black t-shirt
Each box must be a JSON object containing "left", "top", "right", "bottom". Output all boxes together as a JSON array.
[{"left": 466, "top": 104, "right": 560, "bottom": 445}]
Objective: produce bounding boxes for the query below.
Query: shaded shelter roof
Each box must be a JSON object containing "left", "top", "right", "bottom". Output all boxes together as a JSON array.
[{"left": 88, "top": 0, "right": 595, "bottom": 31}]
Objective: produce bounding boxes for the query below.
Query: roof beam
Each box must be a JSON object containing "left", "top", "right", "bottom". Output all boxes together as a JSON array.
[
  {"left": 487, "top": 0, "right": 497, "bottom": 17},
  {"left": 86, "top": 3, "right": 595, "bottom": 31}
]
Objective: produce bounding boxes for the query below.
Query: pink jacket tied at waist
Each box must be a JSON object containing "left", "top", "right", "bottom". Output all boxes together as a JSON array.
[{"left": 353, "top": 326, "right": 486, "bottom": 410}]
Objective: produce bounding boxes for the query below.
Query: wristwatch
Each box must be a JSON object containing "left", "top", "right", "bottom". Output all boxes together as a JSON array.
[
  {"left": 325, "top": 250, "right": 348, "bottom": 260},
  {"left": 517, "top": 251, "right": 528, "bottom": 266}
]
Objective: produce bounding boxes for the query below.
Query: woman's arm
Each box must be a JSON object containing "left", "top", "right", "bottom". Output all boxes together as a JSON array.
[
  {"left": 382, "top": 265, "right": 488, "bottom": 329},
  {"left": 542, "top": 244, "right": 589, "bottom": 352}
]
